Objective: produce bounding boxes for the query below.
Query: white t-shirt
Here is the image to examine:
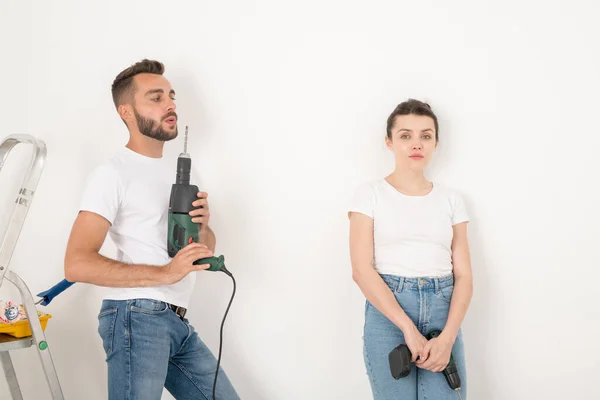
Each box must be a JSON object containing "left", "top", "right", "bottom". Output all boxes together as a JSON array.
[
  {"left": 349, "top": 179, "right": 469, "bottom": 277},
  {"left": 78, "top": 147, "right": 196, "bottom": 308}
]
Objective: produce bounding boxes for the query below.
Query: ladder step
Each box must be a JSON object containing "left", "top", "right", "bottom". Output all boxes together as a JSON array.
[{"left": 0, "top": 333, "right": 33, "bottom": 352}]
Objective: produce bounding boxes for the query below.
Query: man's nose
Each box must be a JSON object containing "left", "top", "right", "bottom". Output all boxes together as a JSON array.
[{"left": 166, "top": 98, "right": 176, "bottom": 111}]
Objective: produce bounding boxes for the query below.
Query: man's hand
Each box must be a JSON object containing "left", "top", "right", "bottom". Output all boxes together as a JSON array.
[
  {"left": 189, "top": 192, "right": 210, "bottom": 227},
  {"left": 162, "top": 242, "right": 213, "bottom": 285},
  {"left": 415, "top": 333, "right": 454, "bottom": 372}
]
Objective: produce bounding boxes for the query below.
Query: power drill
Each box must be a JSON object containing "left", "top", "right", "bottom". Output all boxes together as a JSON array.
[
  {"left": 166, "top": 126, "right": 235, "bottom": 400},
  {"left": 167, "top": 126, "right": 229, "bottom": 275},
  {"left": 389, "top": 329, "right": 463, "bottom": 399}
]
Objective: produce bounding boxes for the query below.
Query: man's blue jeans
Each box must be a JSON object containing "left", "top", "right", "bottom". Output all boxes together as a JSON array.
[
  {"left": 97, "top": 298, "right": 239, "bottom": 400},
  {"left": 363, "top": 274, "right": 467, "bottom": 399}
]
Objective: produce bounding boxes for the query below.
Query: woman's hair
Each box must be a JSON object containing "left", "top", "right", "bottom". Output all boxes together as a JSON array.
[{"left": 386, "top": 99, "right": 439, "bottom": 141}]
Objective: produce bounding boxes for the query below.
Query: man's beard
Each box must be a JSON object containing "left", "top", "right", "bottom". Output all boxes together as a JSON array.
[{"left": 133, "top": 108, "right": 178, "bottom": 142}]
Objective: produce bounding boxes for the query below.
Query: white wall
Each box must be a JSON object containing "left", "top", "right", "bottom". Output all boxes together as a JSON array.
[{"left": 1, "top": 0, "right": 599, "bottom": 399}]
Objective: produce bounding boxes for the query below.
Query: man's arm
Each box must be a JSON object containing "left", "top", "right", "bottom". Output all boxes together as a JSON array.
[
  {"left": 442, "top": 221, "right": 473, "bottom": 343},
  {"left": 199, "top": 225, "right": 216, "bottom": 253},
  {"left": 64, "top": 211, "right": 168, "bottom": 287},
  {"left": 64, "top": 211, "right": 214, "bottom": 287}
]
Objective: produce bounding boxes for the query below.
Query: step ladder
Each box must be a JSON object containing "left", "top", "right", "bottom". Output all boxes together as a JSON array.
[{"left": 0, "top": 134, "right": 64, "bottom": 399}]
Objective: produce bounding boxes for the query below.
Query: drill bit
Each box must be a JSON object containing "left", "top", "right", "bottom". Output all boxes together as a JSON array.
[
  {"left": 184, "top": 126, "right": 189, "bottom": 154},
  {"left": 456, "top": 389, "right": 463, "bottom": 400}
]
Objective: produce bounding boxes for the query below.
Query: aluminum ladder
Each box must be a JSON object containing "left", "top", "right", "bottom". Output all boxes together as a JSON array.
[{"left": 0, "top": 134, "right": 64, "bottom": 399}]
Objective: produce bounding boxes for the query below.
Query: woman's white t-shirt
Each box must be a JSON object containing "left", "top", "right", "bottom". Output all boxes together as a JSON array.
[{"left": 349, "top": 179, "right": 469, "bottom": 278}]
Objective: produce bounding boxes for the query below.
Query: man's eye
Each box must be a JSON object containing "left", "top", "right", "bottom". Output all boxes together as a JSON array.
[
  {"left": 400, "top": 134, "right": 410, "bottom": 139},
  {"left": 152, "top": 97, "right": 160, "bottom": 101},
  {"left": 423, "top": 134, "right": 431, "bottom": 139}
]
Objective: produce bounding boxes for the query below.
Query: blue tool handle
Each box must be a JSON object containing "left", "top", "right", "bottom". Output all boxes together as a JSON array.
[{"left": 36, "top": 279, "right": 75, "bottom": 306}]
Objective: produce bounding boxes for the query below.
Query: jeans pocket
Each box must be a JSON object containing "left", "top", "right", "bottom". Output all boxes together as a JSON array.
[
  {"left": 130, "top": 299, "right": 169, "bottom": 315},
  {"left": 98, "top": 307, "right": 118, "bottom": 357},
  {"left": 438, "top": 284, "right": 454, "bottom": 303}
]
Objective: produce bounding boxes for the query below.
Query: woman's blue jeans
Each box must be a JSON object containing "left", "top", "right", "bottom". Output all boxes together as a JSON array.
[{"left": 363, "top": 274, "right": 467, "bottom": 400}]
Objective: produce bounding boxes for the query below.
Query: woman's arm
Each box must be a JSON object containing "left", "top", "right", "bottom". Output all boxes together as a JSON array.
[
  {"left": 442, "top": 221, "right": 473, "bottom": 343},
  {"left": 349, "top": 211, "right": 426, "bottom": 360},
  {"left": 416, "top": 221, "right": 473, "bottom": 372}
]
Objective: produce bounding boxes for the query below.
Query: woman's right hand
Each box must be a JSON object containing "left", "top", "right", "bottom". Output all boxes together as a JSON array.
[{"left": 403, "top": 325, "right": 428, "bottom": 362}]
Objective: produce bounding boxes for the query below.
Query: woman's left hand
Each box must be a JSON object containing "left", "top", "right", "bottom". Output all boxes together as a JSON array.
[{"left": 415, "top": 333, "right": 454, "bottom": 372}]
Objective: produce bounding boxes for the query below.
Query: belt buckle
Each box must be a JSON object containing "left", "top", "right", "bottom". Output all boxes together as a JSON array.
[{"left": 172, "top": 305, "right": 187, "bottom": 319}]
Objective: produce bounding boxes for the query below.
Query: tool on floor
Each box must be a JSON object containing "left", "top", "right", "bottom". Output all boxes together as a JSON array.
[
  {"left": 0, "top": 134, "right": 65, "bottom": 399},
  {"left": 167, "top": 126, "right": 236, "bottom": 399},
  {"left": 389, "top": 329, "right": 463, "bottom": 400}
]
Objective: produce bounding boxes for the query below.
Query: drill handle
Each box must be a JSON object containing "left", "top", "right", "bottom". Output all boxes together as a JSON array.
[{"left": 194, "top": 255, "right": 225, "bottom": 272}]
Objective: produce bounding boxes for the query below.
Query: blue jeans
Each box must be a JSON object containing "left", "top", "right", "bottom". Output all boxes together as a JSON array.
[
  {"left": 97, "top": 298, "right": 239, "bottom": 400},
  {"left": 363, "top": 274, "right": 467, "bottom": 399}
]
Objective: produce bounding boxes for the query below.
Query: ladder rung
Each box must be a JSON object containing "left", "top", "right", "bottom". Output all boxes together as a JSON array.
[{"left": 0, "top": 333, "right": 33, "bottom": 351}]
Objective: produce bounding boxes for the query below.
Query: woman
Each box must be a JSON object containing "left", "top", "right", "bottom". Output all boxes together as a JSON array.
[{"left": 348, "top": 99, "right": 472, "bottom": 399}]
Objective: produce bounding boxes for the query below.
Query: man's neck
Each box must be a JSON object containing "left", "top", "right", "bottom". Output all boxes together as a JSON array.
[{"left": 126, "top": 135, "right": 164, "bottom": 158}]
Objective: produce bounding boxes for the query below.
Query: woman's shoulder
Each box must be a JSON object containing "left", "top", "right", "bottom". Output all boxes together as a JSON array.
[
  {"left": 352, "top": 178, "right": 388, "bottom": 196},
  {"left": 432, "top": 182, "right": 465, "bottom": 197},
  {"left": 432, "top": 183, "right": 470, "bottom": 212}
]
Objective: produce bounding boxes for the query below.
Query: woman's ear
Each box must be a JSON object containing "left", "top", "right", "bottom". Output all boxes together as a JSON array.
[{"left": 385, "top": 135, "right": 393, "bottom": 150}]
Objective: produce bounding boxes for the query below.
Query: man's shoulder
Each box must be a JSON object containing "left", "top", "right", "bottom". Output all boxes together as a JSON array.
[{"left": 84, "top": 148, "right": 131, "bottom": 183}]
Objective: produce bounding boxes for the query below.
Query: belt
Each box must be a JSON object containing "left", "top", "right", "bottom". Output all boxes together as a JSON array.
[{"left": 169, "top": 304, "right": 187, "bottom": 319}]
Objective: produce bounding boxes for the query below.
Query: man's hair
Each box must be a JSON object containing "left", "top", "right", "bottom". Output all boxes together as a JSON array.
[
  {"left": 111, "top": 59, "right": 165, "bottom": 109},
  {"left": 386, "top": 99, "right": 439, "bottom": 141}
]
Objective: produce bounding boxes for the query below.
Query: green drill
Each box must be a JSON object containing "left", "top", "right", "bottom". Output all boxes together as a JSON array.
[
  {"left": 167, "top": 126, "right": 226, "bottom": 273},
  {"left": 166, "top": 126, "right": 236, "bottom": 400}
]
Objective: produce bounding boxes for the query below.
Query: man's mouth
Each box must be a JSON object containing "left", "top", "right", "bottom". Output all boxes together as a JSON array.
[{"left": 164, "top": 116, "right": 177, "bottom": 124}]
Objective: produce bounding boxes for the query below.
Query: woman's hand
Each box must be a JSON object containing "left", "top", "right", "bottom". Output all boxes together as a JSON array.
[
  {"left": 403, "top": 325, "right": 428, "bottom": 362},
  {"left": 416, "top": 333, "right": 454, "bottom": 372}
]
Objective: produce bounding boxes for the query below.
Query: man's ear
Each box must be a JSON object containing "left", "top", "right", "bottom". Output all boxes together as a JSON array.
[{"left": 118, "top": 104, "right": 134, "bottom": 123}]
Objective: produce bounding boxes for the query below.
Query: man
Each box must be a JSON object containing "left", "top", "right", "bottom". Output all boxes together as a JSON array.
[{"left": 64, "top": 59, "right": 239, "bottom": 399}]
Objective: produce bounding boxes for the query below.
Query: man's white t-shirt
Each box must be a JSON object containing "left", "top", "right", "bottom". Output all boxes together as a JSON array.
[
  {"left": 349, "top": 179, "right": 469, "bottom": 277},
  {"left": 78, "top": 146, "right": 196, "bottom": 309}
]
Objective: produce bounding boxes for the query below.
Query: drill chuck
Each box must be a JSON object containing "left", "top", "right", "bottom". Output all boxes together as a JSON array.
[
  {"left": 426, "top": 330, "right": 461, "bottom": 390},
  {"left": 176, "top": 154, "right": 191, "bottom": 185}
]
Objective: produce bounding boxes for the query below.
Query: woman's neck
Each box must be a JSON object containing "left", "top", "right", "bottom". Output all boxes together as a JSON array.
[{"left": 385, "top": 169, "right": 432, "bottom": 196}]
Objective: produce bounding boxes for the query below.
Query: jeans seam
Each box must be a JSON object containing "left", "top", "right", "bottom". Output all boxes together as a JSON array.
[
  {"left": 99, "top": 308, "right": 118, "bottom": 355},
  {"left": 173, "top": 323, "right": 194, "bottom": 357},
  {"left": 125, "top": 302, "right": 131, "bottom": 400},
  {"left": 168, "top": 359, "right": 209, "bottom": 399},
  {"left": 420, "top": 371, "right": 427, "bottom": 400},
  {"left": 363, "top": 341, "right": 380, "bottom": 397}
]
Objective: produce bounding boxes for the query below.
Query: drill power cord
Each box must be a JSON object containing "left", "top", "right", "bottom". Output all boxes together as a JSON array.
[{"left": 213, "top": 266, "right": 235, "bottom": 400}]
